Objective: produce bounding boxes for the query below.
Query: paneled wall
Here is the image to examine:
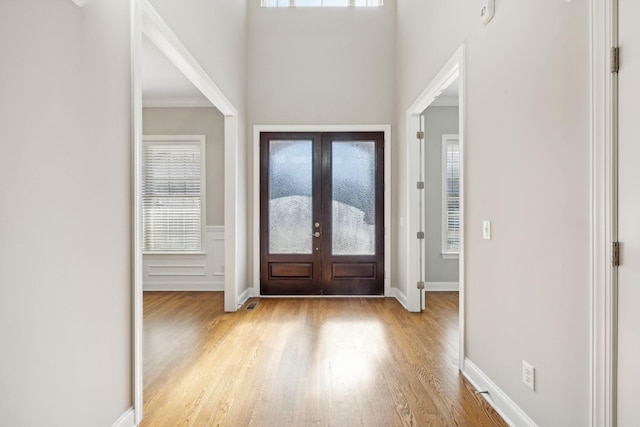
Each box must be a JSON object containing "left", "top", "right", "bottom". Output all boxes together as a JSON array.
[{"left": 143, "top": 226, "right": 225, "bottom": 291}]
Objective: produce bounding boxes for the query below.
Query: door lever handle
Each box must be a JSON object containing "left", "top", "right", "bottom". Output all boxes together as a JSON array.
[{"left": 312, "top": 232, "right": 321, "bottom": 237}]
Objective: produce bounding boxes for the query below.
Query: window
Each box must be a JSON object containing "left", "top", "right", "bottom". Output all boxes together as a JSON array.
[
  {"left": 442, "top": 134, "right": 460, "bottom": 258},
  {"left": 142, "top": 135, "right": 205, "bottom": 253},
  {"left": 262, "top": 0, "right": 382, "bottom": 7}
]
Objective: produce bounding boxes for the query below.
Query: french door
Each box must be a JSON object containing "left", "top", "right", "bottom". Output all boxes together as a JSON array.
[{"left": 260, "top": 132, "right": 384, "bottom": 295}]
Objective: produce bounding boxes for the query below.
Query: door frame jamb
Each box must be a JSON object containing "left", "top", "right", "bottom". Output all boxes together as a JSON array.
[{"left": 590, "top": 0, "right": 617, "bottom": 425}]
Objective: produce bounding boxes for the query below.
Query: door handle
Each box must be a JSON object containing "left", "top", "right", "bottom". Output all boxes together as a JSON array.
[{"left": 312, "top": 232, "right": 321, "bottom": 237}]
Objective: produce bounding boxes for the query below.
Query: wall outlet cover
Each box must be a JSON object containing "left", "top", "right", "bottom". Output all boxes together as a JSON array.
[{"left": 522, "top": 360, "right": 535, "bottom": 391}]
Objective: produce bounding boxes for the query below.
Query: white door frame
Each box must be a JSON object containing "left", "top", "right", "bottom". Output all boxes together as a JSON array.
[
  {"left": 404, "top": 45, "right": 465, "bottom": 368},
  {"left": 252, "top": 125, "right": 392, "bottom": 297},
  {"left": 590, "top": 0, "right": 616, "bottom": 425},
  {"left": 131, "top": 0, "right": 241, "bottom": 423}
]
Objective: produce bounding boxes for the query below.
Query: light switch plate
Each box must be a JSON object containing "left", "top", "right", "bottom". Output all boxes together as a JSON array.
[
  {"left": 480, "top": 0, "right": 495, "bottom": 25},
  {"left": 482, "top": 220, "right": 491, "bottom": 240}
]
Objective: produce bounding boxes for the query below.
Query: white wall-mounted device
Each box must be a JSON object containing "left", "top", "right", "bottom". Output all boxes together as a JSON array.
[
  {"left": 480, "top": 0, "right": 495, "bottom": 25},
  {"left": 482, "top": 220, "right": 491, "bottom": 240}
]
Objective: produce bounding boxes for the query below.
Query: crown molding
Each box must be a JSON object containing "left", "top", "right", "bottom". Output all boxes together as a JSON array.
[
  {"left": 71, "top": 0, "right": 91, "bottom": 7},
  {"left": 430, "top": 96, "right": 459, "bottom": 107},
  {"left": 142, "top": 97, "right": 214, "bottom": 108}
]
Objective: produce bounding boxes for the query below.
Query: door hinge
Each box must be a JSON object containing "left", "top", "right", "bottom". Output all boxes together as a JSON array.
[
  {"left": 417, "top": 231, "right": 425, "bottom": 240},
  {"left": 611, "top": 47, "right": 620, "bottom": 73},
  {"left": 417, "top": 281, "right": 425, "bottom": 290},
  {"left": 417, "top": 181, "right": 425, "bottom": 189},
  {"left": 416, "top": 131, "right": 425, "bottom": 139},
  {"left": 612, "top": 241, "right": 620, "bottom": 267}
]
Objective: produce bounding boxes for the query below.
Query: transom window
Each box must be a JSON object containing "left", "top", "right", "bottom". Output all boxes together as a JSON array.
[{"left": 262, "top": 0, "right": 382, "bottom": 7}]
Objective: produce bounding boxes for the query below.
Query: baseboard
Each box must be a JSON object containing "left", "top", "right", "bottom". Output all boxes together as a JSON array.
[
  {"left": 462, "top": 358, "right": 538, "bottom": 427},
  {"left": 143, "top": 281, "right": 224, "bottom": 291},
  {"left": 425, "top": 281, "right": 459, "bottom": 291},
  {"left": 237, "top": 287, "right": 252, "bottom": 307},
  {"left": 111, "top": 408, "right": 135, "bottom": 427},
  {"left": 392, "top": 286, "right": 410, "bottom": 310}
]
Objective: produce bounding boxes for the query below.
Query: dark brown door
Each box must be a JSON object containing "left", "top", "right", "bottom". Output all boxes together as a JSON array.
[{"left": 260, "top": 132, "right": 384, "bottom": 295}]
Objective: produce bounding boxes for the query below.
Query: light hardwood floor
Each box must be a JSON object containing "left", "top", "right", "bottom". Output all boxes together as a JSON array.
[{"left": 141, "top": 292, "right": 507, "bottom": 427}]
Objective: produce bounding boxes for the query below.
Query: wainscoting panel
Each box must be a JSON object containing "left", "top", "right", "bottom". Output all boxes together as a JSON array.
[{"left": 143, "top": 226, "right": 225, "bottom": 291}]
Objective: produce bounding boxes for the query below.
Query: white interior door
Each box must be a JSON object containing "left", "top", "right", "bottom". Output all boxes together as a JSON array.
[{"left": 617, "top": 0, "right": 640, "bottom": 423}]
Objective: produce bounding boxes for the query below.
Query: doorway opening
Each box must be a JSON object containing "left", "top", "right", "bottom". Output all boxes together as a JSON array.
[
  {"left": 132, "top": 0, "right": 242, "bottom": 423},
  {"left": 405, "top": 45, "right": 465, "bottom": 370},
  {"left": 260, "top": 131, "right": 385, "bottom": 296},
  {"left": 418, "top": 82, "right": 460, "bottom": 307}
]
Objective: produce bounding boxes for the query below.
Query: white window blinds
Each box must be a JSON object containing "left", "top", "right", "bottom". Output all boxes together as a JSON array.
[
  {"left": 262, "top": 0, "right": 382, "bottom": 7},
  {"left": 442, "top": 135, "right": 460, "bottom": 254},
  {"left": 142, "top": 136, "right": 205, "bottom": 253}
]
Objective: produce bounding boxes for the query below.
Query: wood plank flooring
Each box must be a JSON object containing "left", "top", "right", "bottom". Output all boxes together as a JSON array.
[{"left": 141, "top": 292, "right": 507, "bottom": 427}]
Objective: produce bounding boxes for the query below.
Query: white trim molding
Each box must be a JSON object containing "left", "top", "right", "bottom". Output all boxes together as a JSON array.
[
  {"left": 111, "top": 408, "right": 135, "bottom": 427},
  {"left": 589, "top": 0, "right": 616, "bottom": 425},
  {"left": 143, "top": 282, "right": 224, "bottom": 291},
  {"left": 143, "top": 226, "right": 225, "bottom": 291},
  {"left": 142, "top": 97, "right": 213, "bottom": 108},
  {"left": 392, "top": 287, "right": 410, "bottom": 311},
  {"left": 431, "top": 96, "right": 459, "bottom": 107},
  {"left": 426, "top": 282, "right": 459, "bottom": 291},
  {"left": 71, "top": 0, "right": 91, "bottom": 7},
  {"left": 237, "top": 287, "right": 252, "bottom": 307},
  {"left": 463, "top": 359, "right": 538, "bottom": 427},
  {"left": 131, "top": 0, "right": 144, "bottom": 423}
]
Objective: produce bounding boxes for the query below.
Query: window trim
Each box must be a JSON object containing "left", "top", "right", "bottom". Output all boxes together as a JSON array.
[
  {"left": 142, "top": 135, "right": 206, "bottom": 255},
  {"left": 441, "top": 134, "right": 460, "bottom": 259}
]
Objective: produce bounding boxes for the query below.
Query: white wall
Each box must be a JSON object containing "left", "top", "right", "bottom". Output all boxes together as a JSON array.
[
  {"left": 0, "top": 0, "right": 132, "bottom": 425},
  {"left": 247, "top": 1, "right": 395, "bottom": 125},
  {"left": 147, "top": 0, "right": 250, "bottom": 301},
  {"left": 423, "top": 106, "right": 459, "bottom": 284},
  {"left": 397, "top": 1, "right": 590, "bottom": 425},
  {"left": 143, "top": 107, "right": 225, "bottom": 225}
]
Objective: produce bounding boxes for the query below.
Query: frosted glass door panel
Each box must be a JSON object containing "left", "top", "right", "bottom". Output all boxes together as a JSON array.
[
  {"left": 331, "top": 141, "right": 376, "bottom": 255},
  {"left": 269, "top": 140, "right": 313, "bottom": 254}
]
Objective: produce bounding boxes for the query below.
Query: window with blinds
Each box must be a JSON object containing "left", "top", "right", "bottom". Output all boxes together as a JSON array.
[
  {"left": 142, "top": 136, "right": 205, "bottom": 253},
  {"left": 442, "top": 135, "right": 460, "bottom": 256},
  {"left": 262, "top": 0, "right": 382, "bottom": 7}
]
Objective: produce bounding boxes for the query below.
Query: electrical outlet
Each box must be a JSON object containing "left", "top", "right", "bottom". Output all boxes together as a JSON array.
[{"left": 522, "top": 360, "right": 535, "bottom": 391}]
